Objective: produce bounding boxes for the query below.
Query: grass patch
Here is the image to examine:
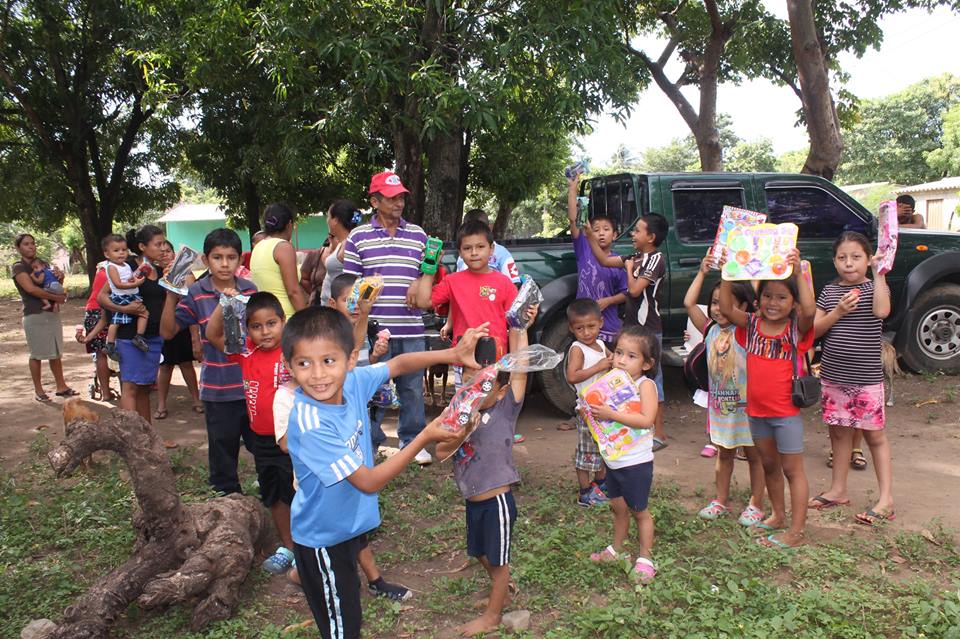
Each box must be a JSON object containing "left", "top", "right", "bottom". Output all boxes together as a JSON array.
[{"left": 2, "top": 434, "right": 960, "bottom": 638}]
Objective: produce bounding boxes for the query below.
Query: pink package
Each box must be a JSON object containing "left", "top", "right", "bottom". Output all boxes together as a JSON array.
[
  {"left": 376, "top": 328, "right": 390, "bottom": 342},
  {"left": 876, "top": 200, "right": 899, "bottom": 275}
]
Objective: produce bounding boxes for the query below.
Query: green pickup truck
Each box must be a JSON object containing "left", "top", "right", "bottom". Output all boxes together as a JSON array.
[{"left": 479, "top": 172, "right": 960, "bottom": 414}]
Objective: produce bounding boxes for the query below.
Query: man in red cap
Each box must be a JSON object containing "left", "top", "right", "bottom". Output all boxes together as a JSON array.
[{"left": 342, "top": 170, "right": 433, "bottom": 463}]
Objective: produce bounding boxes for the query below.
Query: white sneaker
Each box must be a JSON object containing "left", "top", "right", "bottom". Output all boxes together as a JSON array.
[{"left": 414, "top": 448, "right": 433, "bottom": 465}]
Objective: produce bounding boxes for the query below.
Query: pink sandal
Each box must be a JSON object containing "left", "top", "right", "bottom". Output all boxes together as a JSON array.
[
  {"left": 700, "top": 444, "right": 718, "bottom": 458},
  {"left": 590, "top": 545, "right": 628, "bottom": 563},
  {"left": 633, "top": 557, "right": 657, "bottom": 583}
]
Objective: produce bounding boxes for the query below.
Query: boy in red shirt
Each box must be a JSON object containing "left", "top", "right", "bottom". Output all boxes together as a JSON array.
[
  {"left": 416, "top": 220, "right": 517, "bottom": 360},
  {"left": 207, "top": 290, "right": 296, "bottom": 574}
]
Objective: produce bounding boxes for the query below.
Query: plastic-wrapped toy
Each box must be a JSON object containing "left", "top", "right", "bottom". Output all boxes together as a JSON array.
[
  {"left": 159, "top": 246, "right": 201, "bottom": 295},
  {"left": 345, "top": 275, "right": 384, "bottom": 314},
  {"left": 220, "top": 293, "right": 250, "bottom": 355},
  {"left": 437, "top": 345, "right": 563, "bottom": 454},
  {"left": 506, "top": 275, "right": 543, "bottom": 328},
  {"left": 875, "top": 200, "right": 899, "bottom": 276},
  {"left": 564, "top": 160, "right": 589, "bottom": 180},
  {"left": 577, "top": 368, "right": 652, "bottom": 462},
  {"left": 709, "top": 206, "right": 767, "bottom": 267},
  {"left": 370, "top": 381, "right": 400, "bottom": 409}
]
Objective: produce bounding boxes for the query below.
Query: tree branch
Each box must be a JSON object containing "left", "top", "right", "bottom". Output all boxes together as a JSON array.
[
  {"left": 657, "top": 36, "right": 679, "bottom": 68},
  {"left": 624, "top": 44, "right": 699, "bottom": 131}
]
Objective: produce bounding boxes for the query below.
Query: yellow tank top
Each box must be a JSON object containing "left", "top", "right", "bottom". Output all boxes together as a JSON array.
[{"left": 250, "top": 237, "right": 297, "bottom": 317}]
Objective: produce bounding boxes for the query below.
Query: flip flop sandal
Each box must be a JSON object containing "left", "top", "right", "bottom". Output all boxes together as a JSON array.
[
  {"left": 513, "top": 433, "right": 525, "bottom": 443},
  {"left": 154, "top": 409, "right": 168, "bottom": 420},
  {"left": 590, "top": 545, "right": 629, "bottom": 563},
  {"left": 749, "top": 522, "right": 784, "bottom": 534},
  {"left": 54, "top": 388, "right": 79, "bottom": 397},
  {"left": 700, "top": 444, "right": 718, "bottom": 458},
  {"left": 192, "top": 404, "right": 205, "bottom": 414},
  {"left": 652, "top": 437, "right": 668, "bottom": 452},
  {"left": 808, "top": 494, "right": 851, "bottom": 510},
  {"left": 633, "top": 557, "right": 657, "bottom": 583},
  {"left": 850, "top": 449, "right": 868, "bottom": 471},
  {"left": 759, "top": 534, "right": 798, "bottom": 551},
  {"left": 855, "top": 509, "right": 896, "bottom": 527},
  {"left": 735, "top": 447, "right": 748, "bottom": 461},
  {"left": 35, "top": 392, "right": 52, "bottom": 403}
]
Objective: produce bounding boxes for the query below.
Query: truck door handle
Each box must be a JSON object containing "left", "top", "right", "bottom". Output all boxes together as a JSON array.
[{"left": 677, "top": 258, "right": 702, "bottom": 266}]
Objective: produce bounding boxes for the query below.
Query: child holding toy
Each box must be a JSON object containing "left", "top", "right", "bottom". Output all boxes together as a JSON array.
[
  {"left": 719, "top": 248, "right": 815, "bottom": 549},
  {"left": 582, "top": 325, "right": 661, "bottom": 582},
  {"left": 684, "top": 254, "right": 766, "bottom": 526}
]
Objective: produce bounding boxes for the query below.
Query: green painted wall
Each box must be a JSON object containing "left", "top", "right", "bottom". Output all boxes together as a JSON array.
[{"left": 163, "top": 216, "right": 329, "bottom": 253}]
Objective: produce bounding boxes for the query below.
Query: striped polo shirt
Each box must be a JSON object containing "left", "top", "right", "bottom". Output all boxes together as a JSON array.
[
  {"left": 342, "top": 216, "right": 426, "bottom": 338},
  {"left": 174, "top": 275, "right": 258, "bottom": 402}
]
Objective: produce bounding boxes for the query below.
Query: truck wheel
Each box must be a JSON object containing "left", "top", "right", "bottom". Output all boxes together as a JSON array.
[
  {"left": 537, "top": 315, "right": 576, "bottom": 415},
  {"left": 901, "top": 284, "right": 960, "bottom": 374}
]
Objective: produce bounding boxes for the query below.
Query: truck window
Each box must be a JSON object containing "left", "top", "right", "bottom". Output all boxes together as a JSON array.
[
  {"left": 765, "top": 185, "right": 870, "bottom": 237},
  {"left": 672, "top": 185, "right": 745, "bottom": 243},
  {"left": 587, "top": 176, "right": 642, "bottom": 233}
]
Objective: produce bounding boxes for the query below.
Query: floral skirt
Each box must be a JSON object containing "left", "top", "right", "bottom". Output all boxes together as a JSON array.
[
  {"left": 821, "top": 379, "right": 885, "bottom": 430},
  {"left": 83, "top": 309, "right": 108, "bottom": 354}
]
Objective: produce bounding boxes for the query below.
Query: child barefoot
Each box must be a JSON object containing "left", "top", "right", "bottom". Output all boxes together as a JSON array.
[
  {"left": 684, "top": 254, "right": 766, "bottom": 526},
  {"left": 583, "top": 325, "right": 660, "bottom": 582},
  {"left": 565, "top": 299, "right": 611, "bottom": 506},
  {"left": 436, "top": 307, "right": 537, "bottom": 636},
  {"left": 719, "top": 248, "right": 816, "bottom": 549},
  {"left": 809, "top": 232, "right": 894, "bottom": 525},
  {"left": 30, "top": 258, "right": 65, "bottom": 311}
]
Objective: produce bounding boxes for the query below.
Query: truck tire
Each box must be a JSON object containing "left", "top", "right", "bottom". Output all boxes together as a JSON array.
[
  {"left": 900, "top": 283, "right": 960, "bottom": 374},
  {"left": 537, "top": 314, "right": 576, "bottom": 415}
]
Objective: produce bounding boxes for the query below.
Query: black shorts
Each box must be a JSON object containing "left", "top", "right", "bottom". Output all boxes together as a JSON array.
[
  {"left": 604, "top": 461, "right": 653, "bottom": 512},
  {"left": 247, "top": 431, "right": 295, "bottom": 507},
  {"left": 466, "top": 490, "right": 516, "bottom": 567},
  {"left": 294, "top": 536, "right": 364, "bottom": 639}
]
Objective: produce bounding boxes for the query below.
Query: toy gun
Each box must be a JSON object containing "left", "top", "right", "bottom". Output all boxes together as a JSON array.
[
  {"left": 420, "top": 237, "right": 443, "bottom": 275},
  {"left": 159, "top": 246, "right": 201, "bottom": 295},
  {"left": 506, "top": 275, "right": 543, "bottom": 328}
]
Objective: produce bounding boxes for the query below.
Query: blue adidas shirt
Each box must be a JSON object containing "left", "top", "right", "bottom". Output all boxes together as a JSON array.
[{"left": 287, "top": 363, "right": 389, "bottom": 548}]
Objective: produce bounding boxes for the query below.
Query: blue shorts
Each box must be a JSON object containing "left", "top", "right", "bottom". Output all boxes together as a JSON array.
[
  {"left": 749, "top": 415, "right": 804, "bottom": 454},
  {"left": 466, "top": 491, "right": 516, "bottom": 567},
  {"left": 604, "top": 461, "right": 653, "bottom": 512},
  {"left": 117, "top": 336, "right": 163, "bottom": 385}
]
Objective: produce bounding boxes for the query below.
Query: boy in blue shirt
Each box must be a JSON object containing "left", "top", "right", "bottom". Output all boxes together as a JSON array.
[{"left": 282, "top": 306, "right": 489, "bottom": 639}]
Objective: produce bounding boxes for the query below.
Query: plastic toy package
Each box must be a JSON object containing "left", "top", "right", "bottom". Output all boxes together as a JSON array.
[
  {"left": 370, "top": 381, "right": 400, "bottom": 409},
  {"left": 219, "top": 293, "right": 250, "bottom": 355},
  {"left": 721, "top": 223, "right": 799, "bottom": 281},
  {"left": 159, "top": 246, "right": 201, "bottom": 295},
  {"left": 564, "top": 160, "right": 589, "bottom": 180},
  {"left": 578, "top": 368, "right": 652, "bottom": 462},
  {"left": 875, "top": 200, "right": 899, "bottom": 275},
  {"left": 709, "top": 206, "right": 768, "bottom": 267},
  {"left": 436, "top": 345, "right": 562, "bottom": 459},
  {"left": 345, "top": 275, "right": 384, "bottom": 314},
  {"left": 506, "top": 275, "right": 543, "bottom": 328}
]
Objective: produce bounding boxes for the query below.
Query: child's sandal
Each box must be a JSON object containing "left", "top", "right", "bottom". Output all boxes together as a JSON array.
[
  {"left": 633, "top": 557, "right": 657, "bottom": 583},
  {"left": 698, "top": 499, "right": 730, "bottom": 520},
  {"left": 590, "top": 545, "right": 628, "bottom": 563}
]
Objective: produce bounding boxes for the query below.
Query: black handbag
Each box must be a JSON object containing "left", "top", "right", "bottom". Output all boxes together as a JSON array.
[{"left": 790, "top": 321, "right": 820, "bottom": 408}]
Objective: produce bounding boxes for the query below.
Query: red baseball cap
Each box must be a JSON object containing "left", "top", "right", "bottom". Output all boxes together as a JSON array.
[{"left": 368, "top": 171, "right": 409, "bottom": 197}]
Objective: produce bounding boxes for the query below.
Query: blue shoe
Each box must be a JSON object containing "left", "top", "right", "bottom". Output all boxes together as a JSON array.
[
  {"left": 577, "top": 485, "right": 609, "bottom": 507},
  {"left": 262, "top": 547, "right": 294, "bottom": 574}
]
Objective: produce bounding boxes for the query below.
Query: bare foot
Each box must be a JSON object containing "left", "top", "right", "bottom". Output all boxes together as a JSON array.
[
  {"left": 287, "top": 566, "right": 301, "bottom": 586},
  {"left": 458, "top": 614, "right": 501, "bottom": 637}
]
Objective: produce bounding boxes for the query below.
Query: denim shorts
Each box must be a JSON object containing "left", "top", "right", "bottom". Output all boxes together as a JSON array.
[
  {"left": 653, "top": 332, "right": 664, "bottom": 402},
  {"left": 117, "top": 336, "right": 163, "bottom": 385},
  {"left": 749, "top": 415, "right": 804, "bottom": 454}
]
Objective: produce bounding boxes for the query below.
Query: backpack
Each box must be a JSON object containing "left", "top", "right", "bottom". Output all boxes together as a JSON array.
[{"left": 683, "top": 341, "right": 709, "bottom": 393}]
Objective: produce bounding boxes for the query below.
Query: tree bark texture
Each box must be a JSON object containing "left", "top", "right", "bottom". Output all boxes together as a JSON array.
[
  {"left": 423, "top": 126, "right": 464, "bottom": 238},
  {"left": 37, "top": 404, "right": 271, "bottom": 639},
  {"left": 626, "top": 0, "right": 733, "bottom": 172},
  {"left": 493, "top": 200, "right": 513, "bottom": 238},
  {"left": 786, "top": 0, "right": 843, "bottom": 179},
  {"left": 392, "top": 118, "right": 426, "bottom": 227}
]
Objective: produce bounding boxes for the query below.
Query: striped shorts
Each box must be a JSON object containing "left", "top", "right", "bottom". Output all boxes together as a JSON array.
[
  {"left": 465, "top": 490, "right": 516, "bottom": 567},
  {"left": 293, "top": 536, "right": 364, "bottom": 639}
]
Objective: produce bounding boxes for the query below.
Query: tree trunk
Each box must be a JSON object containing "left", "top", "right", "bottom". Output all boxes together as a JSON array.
[
  {"left": 393, "top": 120, "right": 425, "bottom": 227},
  {"left": 423, "top": 126, "right": 464, "bottom": 237},
  {"left": 493, "top": 200, "right": 514, "bottom": 238},
  {"left": 455, "top": 128, "right": 472, "bottom": 236},
  {"left": 242, "top": 176, "right": 262, "bottom": 241},
  {"left": 35, "top": 401, "right": 271, "bottom": 639},
  {"left": 786, "top": 0, "right": 843, "bottom": 179}
]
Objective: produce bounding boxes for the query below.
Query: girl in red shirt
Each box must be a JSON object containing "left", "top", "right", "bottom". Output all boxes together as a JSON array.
[{"left": 719, "top": 248, "right": 816, "bottom": 550}]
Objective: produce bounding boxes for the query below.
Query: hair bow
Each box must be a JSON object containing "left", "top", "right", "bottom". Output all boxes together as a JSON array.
[{"left": 351, "top": 210, "right": 363, "bottom": 225}]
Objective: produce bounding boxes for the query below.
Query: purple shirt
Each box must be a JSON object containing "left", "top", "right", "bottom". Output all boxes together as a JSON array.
[
  {"left": 573, "top": 233, "right": 628, "bottom": 342},
  {"left": 174, "top": 275, "right": 258, "bottom": 402},
  {"left": 342, "top": 216, "right": 427, "bottom": 338}
]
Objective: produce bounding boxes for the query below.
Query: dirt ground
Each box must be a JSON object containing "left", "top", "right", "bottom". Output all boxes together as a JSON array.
[{"left": 3, "top": 303, "right": 959, "bottom": 534}]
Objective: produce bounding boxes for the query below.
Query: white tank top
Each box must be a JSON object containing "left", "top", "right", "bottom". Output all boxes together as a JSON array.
[{"left": 568, "top": 340, "right": 609, "bottom": 394}]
